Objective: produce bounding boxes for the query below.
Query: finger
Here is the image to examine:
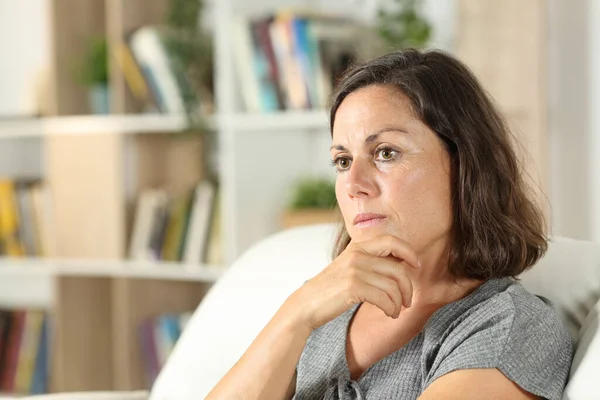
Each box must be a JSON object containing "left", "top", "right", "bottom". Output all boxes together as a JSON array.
[
  {"left": 365, "top": 255, "right": 414, "bottom": 308},
  {"left": 355, "top": 235, "right": 421, "bottom": 270},
  {"left": 351, "top": 279, "right": 397, "bottom": 318},
  {"left": 355, "top": 270, "right": 403, "bottom": 315}
]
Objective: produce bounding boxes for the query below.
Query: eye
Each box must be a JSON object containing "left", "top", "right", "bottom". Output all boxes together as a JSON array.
[
  {"left": 375, "top": 147, "right": 399, "bottom": 161},
  {"left": 331, "top": 156, "right": 352, "bottom": 172}
]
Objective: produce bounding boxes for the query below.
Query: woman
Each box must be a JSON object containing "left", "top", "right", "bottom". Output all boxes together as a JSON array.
[{"left": 207, "top": 49, "right": 573, "bottom": 400}]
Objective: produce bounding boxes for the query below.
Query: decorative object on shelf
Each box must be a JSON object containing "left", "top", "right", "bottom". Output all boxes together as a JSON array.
[
  {"left": 282, "top": 177, "right": 339, "bottom": 229},
  {"left": 75, "top": 36, "right": 110, "bottom": 114},
  {"left": 376, "top": 0, "right": 432, "bottom": 50}
]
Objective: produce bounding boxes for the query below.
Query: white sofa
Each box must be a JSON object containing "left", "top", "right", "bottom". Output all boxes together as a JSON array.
[{"left": 23, "top": 224, "right": 600, "bottom": 400}]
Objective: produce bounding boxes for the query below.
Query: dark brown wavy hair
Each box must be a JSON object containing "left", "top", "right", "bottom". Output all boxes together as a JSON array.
[{"left": 330, "top": 49, "right": 547, "bottom": 280}]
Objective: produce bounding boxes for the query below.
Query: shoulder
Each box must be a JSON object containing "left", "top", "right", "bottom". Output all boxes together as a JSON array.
[
  {"left": 423, "top": 278, "right": 573, "bottom": 400},
  {"left": 496, "top": 283, "right": 573, "bottom": 393}
]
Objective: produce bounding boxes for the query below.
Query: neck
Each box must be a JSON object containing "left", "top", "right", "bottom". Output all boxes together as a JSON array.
[{"left": 407, "top": 240, "right": 482, "bottom": 310}]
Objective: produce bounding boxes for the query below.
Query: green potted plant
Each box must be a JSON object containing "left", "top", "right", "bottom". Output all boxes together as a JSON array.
[
  {"left": 76, "top": 36, "right": 110, "bottom": 114},
  {"left": 376, "top": 0, "right": 432, "bottom": 50},
  {"left": 282, "top": 178, "right": 340, "bottom": 229}
]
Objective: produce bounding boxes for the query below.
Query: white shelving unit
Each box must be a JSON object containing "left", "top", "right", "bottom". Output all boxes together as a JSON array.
[
  {"left": 0, "top": 114, "right": 211, "bottom": 137},
  {"left": 222, "top": 110, "right": 329, "bottom": 131},
  {"left": 0, "top": 257, "right": 224, "bottom": 310},
  {"left": 0, "top": 257, "right": 224, "bottom": 282}
]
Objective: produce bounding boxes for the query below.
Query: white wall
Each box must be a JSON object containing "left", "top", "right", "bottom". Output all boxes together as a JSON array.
[
  {"left": 0, "top": 0, "right": 50, "bottom": 117},
  {"left": 548, "top": 0, "right": 600, "bottom": 241},
  {"left": 589, "top": 0, "right": 600, "bottom": 241}
]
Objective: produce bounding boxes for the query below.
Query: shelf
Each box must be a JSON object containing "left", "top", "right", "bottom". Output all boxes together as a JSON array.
[
  {"left": 0, "top": 258, "right": 225, "bottom": 282},
  {"left": 0, "top": 114, "right": 215, "bottom": 138},
  {"left": 221, "top": 110, "right": 330, "bottom": 132}
]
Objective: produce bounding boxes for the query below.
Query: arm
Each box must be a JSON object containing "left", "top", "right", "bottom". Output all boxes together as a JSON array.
[
  {"left": 205, "top": 303, "right": 309, "bottom": 400},
  {"left": 206, "top": 235, "right": 421, "bottom": 400},
  {"left": 418, "top": 369, "right": 539, "bottom": 400}
]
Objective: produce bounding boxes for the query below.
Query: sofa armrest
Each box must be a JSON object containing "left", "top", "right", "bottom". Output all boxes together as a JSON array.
[
  {"left": 563, "top": 300, "right": 600, "bottom": 399},
  {"left": 23, "top": 390, "right": 149, "bottom": 400}
]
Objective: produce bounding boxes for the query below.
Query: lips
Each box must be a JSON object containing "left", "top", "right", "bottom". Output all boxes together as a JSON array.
[{"left": 353, "top": 213, "right": 387, "bottom": 226}]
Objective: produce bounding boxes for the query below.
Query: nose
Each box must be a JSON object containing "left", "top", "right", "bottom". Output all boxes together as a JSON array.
[{"left": 345, "top": 158, "right": 379, "bottom": 199}]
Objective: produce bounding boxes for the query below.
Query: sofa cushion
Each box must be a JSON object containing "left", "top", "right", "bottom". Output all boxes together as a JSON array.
[
  {"left": 149, "top": 224, "right": 337, "bottom": 400},
  {"left": 519, "top": 237, "right": 600, "bottom": 340},
  {"left": 563, "top": 300, "right": 600, "bottom": 399}
]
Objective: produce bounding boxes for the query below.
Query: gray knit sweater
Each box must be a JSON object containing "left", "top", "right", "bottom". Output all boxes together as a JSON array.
[{"left": 293, "top": 277, "right": 573, "bottom": 400}]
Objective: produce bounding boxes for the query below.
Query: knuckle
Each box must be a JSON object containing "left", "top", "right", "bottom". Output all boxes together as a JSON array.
[{"left": 345, "top": 251, "right": 362, "bottom": 266}]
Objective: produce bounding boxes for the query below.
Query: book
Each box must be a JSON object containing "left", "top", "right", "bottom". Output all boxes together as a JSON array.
[
  {"left": 29, "top": 183, "right": 56, "bottom": 258},
  {"left": 14, "top": 182, "right": 38, "bottom": 256},
  {"left": 233, "top": 12, "right": 362, "bottom": 112},
  {"left": 139, "top": 311, "right": 192, "bottom": 388},
  {"left": 233, "top": 16, "right": 262, "bottom": 113},
  {"left": 1, "top": 311, "right": 25, "bottom": 391},
  {"left": 161, "top": 191, "right": 193, "bottom": 262},
  {"left": 0, "top": 180, "right": 25, "bottom": 256},
  {"left": 183, "top": 181, "right": 216, "bottom": 264},
  {"left": 114, "top": 40, "right": 158, "bottom": 112},
  {"left": 129, "top": 27, "right": 186, "bottom": 114},
  {"left": 129, "top": 190, "right": 169, "bottom": 261},
  {"left": 139, "top": 318, "right": 161, "bottom": 388},
  {"left": 30, "top": 314, "right": 48, "bottom": 394},
  {"left": 205, "top": 188, "right": 222, "bottom": 266},
  {"left": 0, "top": 311, "right": 11, "bottom": 372},
  {"left": 250, "top": 20, "right": 280, "bottom": 111},
  {"left": 14, "top": 311, "right": 44, "bottom": 393},
  {"left": 254, "top": 18, "right": 285, "bottom": 110},
  {"left": 269, "top": 16, "right": 309, "bottom": 110}
]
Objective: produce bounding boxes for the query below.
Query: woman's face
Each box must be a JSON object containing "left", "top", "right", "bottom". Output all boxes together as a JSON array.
[{"left": 331, "top": 84, "right": 453, "bottom": 257}]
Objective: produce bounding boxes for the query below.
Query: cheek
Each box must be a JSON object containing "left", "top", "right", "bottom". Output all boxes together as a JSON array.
[{"left": 384, "top": 161, "right": 452, "bottom": 228}]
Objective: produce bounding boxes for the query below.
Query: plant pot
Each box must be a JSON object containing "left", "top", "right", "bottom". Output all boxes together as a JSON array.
[
  {"left": 89, "top": 84, "right": 110, "bottom": 114},
  {"left": 281, "top": 209, "right": 340, "bottom": 229}
]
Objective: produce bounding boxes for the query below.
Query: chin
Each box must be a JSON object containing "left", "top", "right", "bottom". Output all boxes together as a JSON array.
[{"left": 347, "top": 223, "right": 399, "bottom": 242}]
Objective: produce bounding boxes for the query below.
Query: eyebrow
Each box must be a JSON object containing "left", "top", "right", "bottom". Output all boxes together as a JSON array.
[{"left": 329, "top": 127, "right": 410, "bottom": 151}]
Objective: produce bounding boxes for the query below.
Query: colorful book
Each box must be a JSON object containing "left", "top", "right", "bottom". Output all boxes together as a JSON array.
[
  {"left": 30, "top": 314, "right": 48, "bottom": 394},
  {"left": 254, "top": 18, "right": 285, "bottom": 110},
  {"left": 129, "top": 27, "right": 186, "bottom": 114},
  {"left": 139, "top": 318, "right": 161, "bottom": 388},
  {"left": 14, "top": 310, "right": 44, "bottom": 393},
  {"left": 250, "top": 20, "right": 280, "bottom": 111},
  {"left": 1, "top": 311, "right": 25, "bottom": 391},
  {"left": 161, "top": 192, "right": 193, "bottom": 262},
  {"left": 29, "top": 183, "right": 57, "bottom": 257},
  {"left": 0, "top": 180, "right": 25, "bottom": 256}
]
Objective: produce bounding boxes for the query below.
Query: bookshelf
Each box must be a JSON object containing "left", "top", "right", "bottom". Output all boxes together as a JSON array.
[{"left": 0, "top": 0, "right": 215, "bottom": 394}]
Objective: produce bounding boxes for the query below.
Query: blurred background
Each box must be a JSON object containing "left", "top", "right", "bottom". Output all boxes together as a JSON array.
[{"left": 0, "top": 0, "right": 596, "bottom": 396}]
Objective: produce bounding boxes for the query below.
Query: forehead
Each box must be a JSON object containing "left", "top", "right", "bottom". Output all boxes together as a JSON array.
[{"left": 331, "top": 85, "right": 422, "bottom": 142}]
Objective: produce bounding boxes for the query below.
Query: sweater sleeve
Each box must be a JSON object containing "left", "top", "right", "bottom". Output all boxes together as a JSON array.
[{"left": 423, "top": 293, "right": 573, "bottom": 400}]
